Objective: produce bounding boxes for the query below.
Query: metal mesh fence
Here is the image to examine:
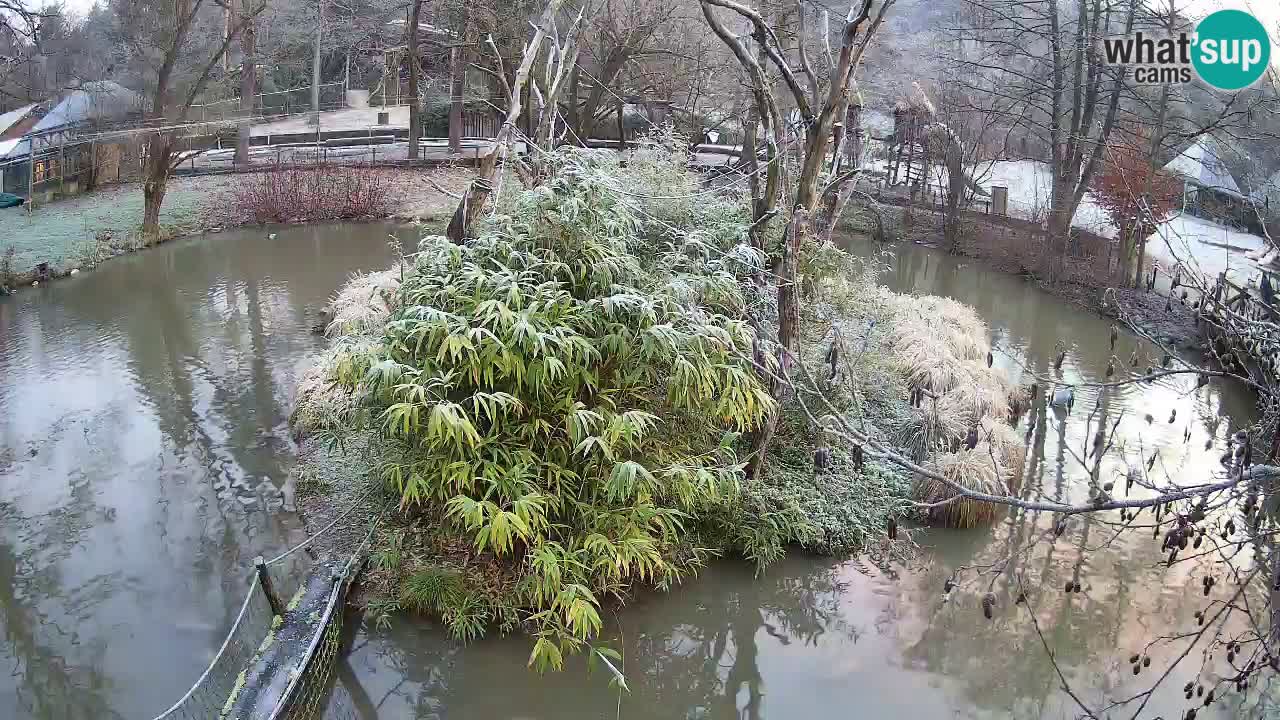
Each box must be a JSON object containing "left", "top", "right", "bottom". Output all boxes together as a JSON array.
[
  {"left": 0, "top": 134, "right": 148, "bottom": 206},
  {"left": 276, "top": 586, "right": 348, "bottom": 720},
  {"left": 152, "top": 573, "right": 278, "bottom": 720},
  {"left": 190, "top": 84, "right": 347, "bottom": 124}
]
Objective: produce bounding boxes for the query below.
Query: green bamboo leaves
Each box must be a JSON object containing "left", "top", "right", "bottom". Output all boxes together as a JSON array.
[{"left": 334, "top": 149, "right": 777, "bottom": 671}]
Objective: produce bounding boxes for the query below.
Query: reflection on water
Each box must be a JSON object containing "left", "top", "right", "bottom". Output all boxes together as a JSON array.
[
  {"left": 0, "top": 223, "right": 1261, "bottom": 719},
  {"left": 0, "top": 223, "right": 415, "bottom": 719},
  {"left": 324, "top": 236, "right": 1260, "bottom": 719}
]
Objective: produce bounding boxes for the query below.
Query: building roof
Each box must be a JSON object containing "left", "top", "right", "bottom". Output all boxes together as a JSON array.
[
  {"left": 0, "top": 138, "right": 23, "bottom": 160},
  {"left": 29, "top": 81, "right": 144, "bottom": 134},
  {"left": 1163, "top": 139, "right": 1243, "bottom": 199},
  {"left": 0, "top": 104, "right": 37, "bottom": 137}
]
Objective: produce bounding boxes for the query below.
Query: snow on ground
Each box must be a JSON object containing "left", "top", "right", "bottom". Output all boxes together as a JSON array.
[
  {"left": 976, "top": 160, "right": 1268, "bottom": 284},
  {"left": 1145, "top": 214, "right": 1268, "bottom": 286},
  {"left": 865, "top": 156, "right": 1272, "bottom": 284}
]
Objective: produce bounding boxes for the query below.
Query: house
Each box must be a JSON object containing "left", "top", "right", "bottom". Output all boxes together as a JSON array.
[
  {"left": 1162, "top": 137, "right": 1250, "bottom": 229},
  {"left": 0, "top": 81, "right": 146, "bottom": 197}
]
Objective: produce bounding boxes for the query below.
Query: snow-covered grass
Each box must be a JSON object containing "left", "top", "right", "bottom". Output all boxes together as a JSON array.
[
  {"left": 0, "top": 175, "right": 233, "bottom": 274},
  {"left": 908, "top": 158, "right": 1268, "bottom": 285}
]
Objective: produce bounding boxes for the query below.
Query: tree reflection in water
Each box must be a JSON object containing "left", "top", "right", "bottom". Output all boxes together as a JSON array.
[{"left": 331, "top": 559, "right": 857, "bottom": 720}]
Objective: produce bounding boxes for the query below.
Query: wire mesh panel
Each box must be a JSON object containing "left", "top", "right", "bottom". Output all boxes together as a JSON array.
[
  {"left": 278, "top": 594, "right": 347, "bottom": 720},
  {"left": 151, "top": 574, "right": 278, "bottom": 720},
  {"left": 311, "top": 660, "right": 371, "bottom": 720}
]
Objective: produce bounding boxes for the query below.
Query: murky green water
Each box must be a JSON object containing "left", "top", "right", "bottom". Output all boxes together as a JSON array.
[
  {"left": 0, "top": 223, "right": 417, "bottom": 719},
  {"left": 0, "top": 225, "right": 1260, "bottom": 719}
]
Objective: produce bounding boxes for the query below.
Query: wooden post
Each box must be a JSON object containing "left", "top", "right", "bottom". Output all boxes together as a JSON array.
[
  {"left": 616, "top": 100, "right": 625, "bottom": 151},
  {"left": 255, "top": 555, "right": 285, "bottom": 615},
  {"left": 27, "top": 139, "right": 34, "bottom": 214}
]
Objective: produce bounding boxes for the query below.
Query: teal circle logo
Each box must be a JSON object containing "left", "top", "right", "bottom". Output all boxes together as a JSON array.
[{"left": 1192, "top": 10, "right": 1271, "bottom": 90}]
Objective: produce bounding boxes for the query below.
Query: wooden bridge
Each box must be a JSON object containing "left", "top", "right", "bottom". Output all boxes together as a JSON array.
[{"left": 148, "top": 524, "right": 372, "bottom": 720}]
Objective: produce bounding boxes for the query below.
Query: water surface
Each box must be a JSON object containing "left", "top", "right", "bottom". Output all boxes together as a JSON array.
[
  {"left": 0, "top": 222, "right": 416, "bottom": 719},
  {"left": 0, "top": 224, "right": 1260, "bottom": 719},
  {"left": 322, "top": 234, "right": 1260, "bottom": 720}
]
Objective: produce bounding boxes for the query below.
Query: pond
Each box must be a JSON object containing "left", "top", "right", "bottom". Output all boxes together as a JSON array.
[
  {"left": 0, "top": 224, "right": 1259, "bottom": 719},
  {"left": 0, "top": 222, "right": 418, "bottom": 719}
]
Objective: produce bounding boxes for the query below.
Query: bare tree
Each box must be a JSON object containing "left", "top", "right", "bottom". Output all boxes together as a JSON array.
[
  {"left": 444, "top": 0, "right": 569, "bottom": 241},
  {"left": 109, "top": 0, "right": 267, "bottom": 237},
  {"left": 948, "top": 0, "right": 1136, "bottom": 276},
  {"left": 0, "top": 2, "right": 51, "bottom": 106},
  {"left": 927, "top": 84, "right": 1007, "bottom": 253},
  {"left": 699, "top": 0, "right": 895, "bottom": 478},
  {"left": 563, "top": 0, "right": 681, "bottom": 141},
  {"left": 234, "top": 0, "right": 256, "bottom": 165}
]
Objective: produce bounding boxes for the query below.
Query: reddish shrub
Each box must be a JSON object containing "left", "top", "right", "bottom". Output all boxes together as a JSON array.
[
  {"left": 227, "top": 164, "right": 394, "bottom": 224},
  {"left": 1091, "top": 130, "right": 1181, "bottom": 235}
]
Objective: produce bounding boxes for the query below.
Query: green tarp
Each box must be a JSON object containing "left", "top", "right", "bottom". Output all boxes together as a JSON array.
[{"left": 0, "top": 193, "right": 24, "bottom": 209}]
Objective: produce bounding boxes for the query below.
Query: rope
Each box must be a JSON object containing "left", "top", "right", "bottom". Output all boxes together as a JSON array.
[
  {"left": 149, "top": 572, "right": 261, "bottom": 720},
  {"left": 266, "top": 574, "right": 344, "bottom": 720},
  {"left": 266, "top": 516, "right": 382, "bottom": 720},
  {"left": 264, "top": 489, "right": 374, "bottom": 566}
]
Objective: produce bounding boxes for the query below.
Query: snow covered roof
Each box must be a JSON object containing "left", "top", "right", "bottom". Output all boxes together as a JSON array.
[
  {"left": 0, "top": 138, "right": 23, "bottom": 160},
  {"left": 1163, "top": 139, "right": 1243, "bottom": 199},
  {"left": 29, "top": 81, "right": 144, "bottom": 134},
  {"left": 384, "top": 19, "right": 455, "bottom": 37},
  {"left": 0, "top": 104, "right": 37, "bottom": 136}
]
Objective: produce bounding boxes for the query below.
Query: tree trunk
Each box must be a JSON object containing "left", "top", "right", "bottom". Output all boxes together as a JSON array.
[
  {"left": 564, "top": 65, "right": 580, "bottom": 142},
  {"left": 1117, "top": 222, "right": 1136, "bottom": 286},
  {"left": 1046, "top": 172, "right": 1077, "bottom": 278},
  {"left": 142, "top": 134, "right": 172, "bottom": 239},
  {"left": 310, "top": 0, "right": 323, "bottom": 123},
  {"left": 846, "top": 102, "right": 863, "bottom": 165},
  {"left": 1134, "top": 229, "right": 1150, "bottom": 288},
  {"left": 446, "top": 0, "right": 564, "bottom": 243},
  {"left": 235, "top": 0, "right": 256, "bottom": 166},
  {"left": 448, "top": 42, "right": 464, "bottom": 154},
  {"left": 406, "top": 0, "right": 423, "bottom": 160},
  {"left": 776, "top": 208, "right": 810, "bottom": 354},
  {"left": 615, "top": 100, "right": 626, "bottom": 148},
  {"left": 745, "top": 208, "right": 811, "bottom": 481},
  {"left": 739, "top": 101, "right": 758, "bottom": 165}
]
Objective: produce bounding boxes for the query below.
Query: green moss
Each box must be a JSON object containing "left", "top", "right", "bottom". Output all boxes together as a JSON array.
[
  {"left": 219, "top": 669, "right": 248, "bottom": 718},
  {"left": 285, "top": 585, "right": 306, "bottom": 613}
]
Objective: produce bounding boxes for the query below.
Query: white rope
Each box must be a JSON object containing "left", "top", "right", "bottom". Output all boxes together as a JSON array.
[
  {"left": 149, "top": 572, "right": 261, "bottom": 720},
  {"left": 265, "top": 574, "right": 343, "bottom": 720},
  {"left": 263, "top": 489, "right": 373, "bottom": 566},
  {"left": 265, "top": 517, "right": 381, "bottom": 720}
]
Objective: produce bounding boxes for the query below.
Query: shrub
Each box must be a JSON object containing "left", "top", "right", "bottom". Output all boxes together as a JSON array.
[
  {"left": 227, "top": 164, "right": 393, "bottom": 224},
  {"left": 334, "top": 149, "right": 775, "bottom": 668},
  {"left": 1, "top": 245, "right": 14, "bottom": 290}
]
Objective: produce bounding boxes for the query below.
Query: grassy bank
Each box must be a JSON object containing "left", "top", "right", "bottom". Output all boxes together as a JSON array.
[{"left": 0, "top": 167, "right": 470, "bottom": 291}]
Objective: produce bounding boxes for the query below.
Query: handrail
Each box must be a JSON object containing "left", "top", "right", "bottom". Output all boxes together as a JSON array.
[{"left": 149, "top": 573, "right": 261, "bottom": 720}]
